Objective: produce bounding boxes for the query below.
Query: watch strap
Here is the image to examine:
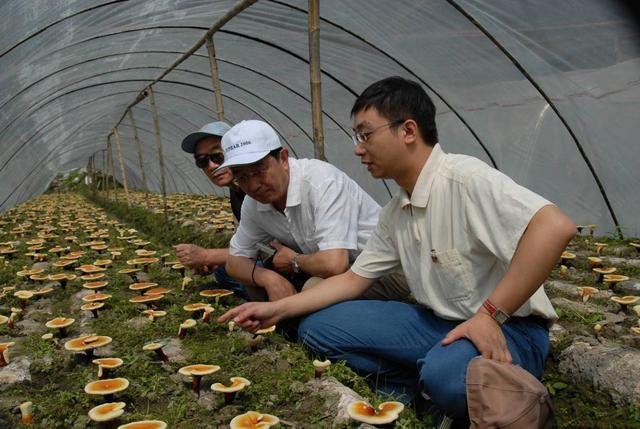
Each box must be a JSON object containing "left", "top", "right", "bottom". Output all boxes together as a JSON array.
[
  {"left": 292, "top": 253, "right": 301, "bottom": 273},
  {"left": 482, "top": 299, "right": 510, "bottom": 326}
]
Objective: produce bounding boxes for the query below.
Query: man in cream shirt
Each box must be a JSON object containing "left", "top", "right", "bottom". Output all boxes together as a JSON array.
[{"left": 220, "top": 78, "right": 575, "bottom": 427}]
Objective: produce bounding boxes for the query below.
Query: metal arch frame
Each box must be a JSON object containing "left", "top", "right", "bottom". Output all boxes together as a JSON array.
[{"left": 445, "top": 0, "right": 622, "bottom": 237}]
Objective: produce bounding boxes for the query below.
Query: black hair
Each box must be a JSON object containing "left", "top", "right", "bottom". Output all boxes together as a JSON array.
[
  {"left": 268, "top": 147, "right": 283, "bottom": 159},
  {"left": 351, "top": 76, "right": 438, "bottom": 145}
]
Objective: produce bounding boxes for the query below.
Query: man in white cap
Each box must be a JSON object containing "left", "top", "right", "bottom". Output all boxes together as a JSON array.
[
  {"left": 217, "top": 119, "right": 409, "bottom": 302},
  {"left": 172, "top": 121, "right": 248, "bottom": 298}
]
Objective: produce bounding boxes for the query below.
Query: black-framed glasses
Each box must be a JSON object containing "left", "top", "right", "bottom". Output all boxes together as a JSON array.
[
  {"left": 194, "top": 153, "right": 224, "bottom": 169},
  {"left": 352, "top": 119, "right": 405, "bottom": 146}
]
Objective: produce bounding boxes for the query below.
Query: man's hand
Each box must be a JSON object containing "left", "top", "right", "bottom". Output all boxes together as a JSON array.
[
  {"left": 172, "top": 244, "right": 209, "bottom": 269},
  {"left": 441, "top": 312, "right": 512, "bottom": 363},
  {"left": 218, "top": 301, "right": 281, "bottom": 333},
  {"left": 270, "top": 240, "right": 297, "bottom": 274}
]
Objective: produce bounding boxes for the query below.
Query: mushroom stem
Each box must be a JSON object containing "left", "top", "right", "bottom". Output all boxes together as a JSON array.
[
  {"left": 0, "top": 352, "right": 7, "bottom": 367},
  {"left": 59, "top": 279, "right": 68, "bottom": 289},
  {"left": 19, "top": 299, "right": 27, "bottom": 310},
  {"left": 154, "top": 349, "right": 169, "bottom": 363},
  {"left": 223, "top": 392, "right": 236, "bottom": 405},
  {"left": 58, "top": 327, "right": 68, "bottom": 338},
  {"left": 91, "top": 309, "right": 100, "bottom": 318},
  {"left": 192, "top": 375, "right": 202, "bottom": 395},
  {"left": 597, "top": 273, "right": 604, "bottom": 283},
  {"left": 18, "top": 402, "right": 33, "bottom": 424}
]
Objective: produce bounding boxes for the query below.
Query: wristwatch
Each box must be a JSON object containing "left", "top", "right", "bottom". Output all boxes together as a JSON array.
[
  {"left": 292, "top": 253, "right": 301, "bottom": 274},
  {"left": 482, "top": 299, "right": 510, "bottom": 326}
]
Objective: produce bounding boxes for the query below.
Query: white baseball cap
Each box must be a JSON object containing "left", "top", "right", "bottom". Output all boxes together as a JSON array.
[
  {"left": 181, "top": 121, "right": 231, "bottom": 154},
  {"left": 216, "top": 120, "right": 282, "bottom": 170}
]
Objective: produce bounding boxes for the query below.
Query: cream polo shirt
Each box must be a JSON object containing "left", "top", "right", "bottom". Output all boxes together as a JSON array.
[
  {"left": 229, "top": 158, "right": 381, "bottom": 261},
  {"left": 352, "top": 144, "right": 558, "bottom": 322}
]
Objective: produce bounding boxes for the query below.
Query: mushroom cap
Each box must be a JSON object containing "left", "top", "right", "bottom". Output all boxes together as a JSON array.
[
  {"left": 587, "top": 256, "right": 602, "bottom": 264},
  {"left": 65, "top": 334, "right": 112, "bottom": 351},
  {"left": 41, "top": 333, "right": 54, "bottom": 340},
  {"left": 32, "top": 286, "right": 55, "bottom": 296},
  {"left": 255, "top": 325, "right": 276, "bottom": 335},
  {"left": 129, "top": 294, "right": 164, "bottom": 303},
  {"left": 135, "top": 249, "right": 157, "bottom": 257},
  {"left": 48, "top": 273, "right": 70, "bottom": 281},
  {"left": 88, "top": 402, "right": 126, "bottom": 422},
  {"left": 30, "top": 273, "right": 50, "bottom": 282},
  {"left": 14, "top": 290, "right": 34, "bottom": 299},
  {"left": 85, "top": 378, "right": 130, "bottom": 395},
  {"left": 76, "top": 264, "right": 107, "bottom": 273},
  {"left": 180, "top": 319, "right": 197, "bottom": 329},
  {"left": 610, "top": 295, "right": 640, "bottom": 305},
  {"left": 172, "top": 263, "right": 185, "bottom": 270},
  {"left": 116, "top": 420, "right": 167, "bottom": 429},
  {"left": 93, "top": 357, "right": 124, "bottom": 369},
  {"left": 183, "top": 303, "right": 209, "bottom": 312},
  {"left": 604, "top": 274, "right": 630, "bottom": 283},
  {"left": 82, "top": 293, "right": 112, "bottom": 302},
  {"left": 53, "top": 260, "right": 76, "bottom": 268},
  {"left": 94, "top": 259, "right": 113, "bottom": 267},
  {"left": 126, "top": 257, "right": 159, "bottom": 266},
  {"left": 118, "top": 268, "right": 141, "bottom": 275},
  {"left": 199, "top": 289, "right": 234, "bottom": 298},
  {"left": 83, "top": 281, "right": 109, "bottom": 290},
  {"left": 347, "top": 400, "right": 405, "bottom": 425},
  {"left": 81, "top": 273, "right": 106, "bottom": 281},
  {"left": 81, "top": 302, "right": 105, "bottom": 311},
  {"left": 144, "top": 287, "right": 171, "bottom": 296},
  {"left": 0, "top": 342, "right": 15, "bottom": 352},
  {"left": 178, "top": 364, "right": 221, "bottom": 377},
  {"left": 630, "top": 242, "right": 640, "bottom": 249},
  {"left": 230, "top": 411, "right": 280, "bottom": 429},
  {"left": 0, "top": 315, "right": 9, "bottom": 325},
  {"left": 631, "top": 327, "right": 640, "bottom": 335},
  {"left": 45, "top": 317, "right": 75, "bottom": 329},
  {"left": 593, "top": 267, "right": 617, "bottom": 275},
  {"left": 17, "top": 268, "right": 45, "bottom": 277},
  {"left": 560, "top": 251, "right": 576, "bottom": 260},
  {"left": 142, "top": 310, "right": 167, "bottom": 318},
  {"left": 142, "top": 341, "right": 166, "bottom": 351},
  {"left": 129, "top": 282, "right": 158, "bottom": 292},
  {"left": 312, "top": 359, "right": 331, "bottom": 370},
  {"left": 211, "top": 376, "right": 251, "bottom": 393}
]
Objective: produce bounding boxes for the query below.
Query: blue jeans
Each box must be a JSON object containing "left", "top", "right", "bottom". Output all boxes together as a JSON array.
[
  {"left": 213, "top": 267, "right": 249, "bottom": 301},
  {"left": 298, "top": 300, "right": 549, "bottom": 420}
]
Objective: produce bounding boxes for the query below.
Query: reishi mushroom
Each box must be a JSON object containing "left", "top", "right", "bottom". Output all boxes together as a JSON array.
[
  {"left": 313, "top": 359, "right": 331, "bottom": 378},
  {"left": 610, "top": 295, "right": 640, "bottom": 312},
  {"left": 178, "top": 364, "right": 220, "bottom": 395},
  {"left": 45, "top": 317, "right": 75, "bottom": 337},
  {"left": 142, "top": 341, "right": 169, "bottom": 363},
  {"left": 178, "top": 319, "right": 196, "bottom": 339},
  {"left": 117, "top": 420, "right": 167, "bottom": 429},
  {"left": 603, "top": 274, "right": 629, "bottom": 289},
  {"left": 88, "top": 402, "right": 126, "bottom": 426},
  {"left": 211, "top": 376, "right": 251, "bottom": 404},
  {"left": 81, "top": 302, "right": 105, "bottom": 318},
  {"left": 577, "top": 287, "right": 599, "bottom": 303},
  {"left": 230, "top": 411, "right": 279, "bottom": 429},
  {"left": 593, "top": 267, "right": 616, "bottom": 283},
  {"left": 93, "top": 357, "right": 124, "bottom": 379},
  {"left": 85, "top": 378, "right": 130, "bottom": 401},
  {"left": 0, "top": 342, "right": 15, "bottom": 366},
  {"left": 64, "top": 334, "right": 112, "bottom": 358},
  {"left": 347, "top": 400, "right": 405, "bottom": 425}
]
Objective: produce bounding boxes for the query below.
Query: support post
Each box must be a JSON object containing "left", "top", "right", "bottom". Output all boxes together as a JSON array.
[
  {"left": 308, "top": 0, "right": 325, "bottom": 160},
  {"left": 113, "top": 128, "right": 131, "bottom": 207},
  {"left": 148, "top": 86, "right": 169, "bottom": 224},
  {"left": 205, "top": 35, "right": 225, "bottom": 121},
  {"left": 129, "top": 109, "right": 150, "bottom": 207}
]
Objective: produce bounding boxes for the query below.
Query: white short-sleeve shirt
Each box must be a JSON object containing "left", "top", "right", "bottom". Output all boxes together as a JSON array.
[
  {"left": 229, "top": 158, "right": 381, "bottom": 262},
  {"left": 352, "top": 144, "right": 558, "bottom": 322}
]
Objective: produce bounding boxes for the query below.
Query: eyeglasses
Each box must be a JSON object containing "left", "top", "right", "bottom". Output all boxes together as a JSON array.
[
  {"left": 232, "top": 160, "right": 271, "bottom": 185},
  {"left": 352, "top": 119, "right": 405, "bottom": 146},
  {"left": 195, "top": 153, "right": 224, "bottom": 169}
]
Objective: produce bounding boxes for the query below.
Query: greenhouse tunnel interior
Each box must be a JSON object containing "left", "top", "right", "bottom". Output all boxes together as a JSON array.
[{"left": 1, "top": 0, "right": 639, "bottom": 237}]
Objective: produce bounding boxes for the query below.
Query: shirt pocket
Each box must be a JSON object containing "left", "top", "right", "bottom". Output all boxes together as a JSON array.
[{"left": 430, "top": 248, "right": 473, "bottom": 301}]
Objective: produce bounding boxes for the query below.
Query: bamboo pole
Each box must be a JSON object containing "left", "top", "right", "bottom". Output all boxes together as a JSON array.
[
  {"left": 108, "top": 136, "right": 117, "bottom": 202},
  {"left": 147, "top": 86, "right": 169, "bottom": 224},
  {"left": 113, "top": 128, "right": 131, "bottom": 207},
  {"left": 308, "top": 0, "right": 325, "bottom": 160},
  {"left": 129, "top": 109, "right": 150, "bottom": 207},
  {"left": 101, "top": 149, "right": 106, "bottom": 195},
  {"left": 205, "top": 35, "right": 225, "bottom": 121}
]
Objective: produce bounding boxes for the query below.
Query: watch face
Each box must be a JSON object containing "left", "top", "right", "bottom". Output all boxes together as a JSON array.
[{"left": 494, "top": 310, "right": 509, "bottom": 325}]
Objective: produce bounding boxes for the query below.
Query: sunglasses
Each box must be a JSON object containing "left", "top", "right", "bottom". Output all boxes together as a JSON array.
[{"left": 195, "top": 153, "right": 224, "bottom": 169}]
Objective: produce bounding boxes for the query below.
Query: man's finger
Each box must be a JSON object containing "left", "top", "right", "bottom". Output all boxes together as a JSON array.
[
  {"left": 441, "top": 328, "right": 462, "bottom": 345},
  {"left": 218, "top": 306, "right": 241, "bottom": 323},
  {"left": 270, "top": 240, "right": 282, "bottom": 250}
]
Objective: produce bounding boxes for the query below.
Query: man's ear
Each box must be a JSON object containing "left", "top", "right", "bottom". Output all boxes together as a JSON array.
[
  {"left": 402, "top": 119, "right": 418, "bottom": 146},
  {"left": 280, "top": 147, "right": 289, "bottom": 163}
]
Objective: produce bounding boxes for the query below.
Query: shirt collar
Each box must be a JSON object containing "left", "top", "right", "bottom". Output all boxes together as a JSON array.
[
  {"left": 256, "top": 158, "right": 301, "bottom": 212},
  {"left": 400, "top": 143, "right": 446, "bottom": 209}
]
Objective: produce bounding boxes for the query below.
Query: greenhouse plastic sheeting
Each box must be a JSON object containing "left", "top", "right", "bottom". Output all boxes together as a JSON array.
[{"left": 0, "top": 0, "right": 638, "bottom": 235}]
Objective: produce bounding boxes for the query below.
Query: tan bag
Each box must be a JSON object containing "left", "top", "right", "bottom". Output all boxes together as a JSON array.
[{"left": 466, "top": 356, "right": 554, "bottom": 429}]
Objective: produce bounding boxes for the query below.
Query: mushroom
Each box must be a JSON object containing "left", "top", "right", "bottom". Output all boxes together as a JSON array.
[
  {"left": 0, "top": 314, "right": 8, "bottom": 327},
  {"left": 587, "top": 256, "right": 602, "bottom": 269},
  {"left": 594, "top": 323, "right": 603, "bottom": 338},
  {"left": 181, "top": 275, "right": 192, "bottom": 291},
  {"left": 142, "top": 341, "right": 169, "bottom": 362},
  {"left": 129, "top": 282, "right": 158, "bottom": 295},
  {"left": 14, "top": 290, "right": 34, "bottom": 309},
  {"left": 45, "top": 317, "right": 75, "bottom": 337},
  {"left": 82, "top": 293, "right": 112, "bottom": 303},
  {"left": 178, "top": 319, "right": 197, "bottom": 339},
  {"left": 211, "top": 376, "right": 251, "bottom": 405},
  {"left": 347, "top": 400, "right": 405, "bottom": 426},
  {"left": 610, "top": 295, "right": 640, "bottom": 312},
  {"left": 594, "top": 242, "right": 608, "bottom": 255},
  {"left": 48, "top": 273, "right": 75, "bottom": 288},
  {"left": 603, "top": 274, "right": 629, "bottom": 289},
  {"left": 41, "top": 333, "right": 54, "bottom": 341},
  {"left": 93, "top": 358, "right": 124, "bottom": 379},
  {"left": 172, "top": 263, "right": 186, "bottom": 277},
  {"left": 81, "top": 273, "right": 106, "bottom": 282},
  {"left": 200, "top": 289, "right": 234, "bottom": 305},
  {"left": 135, "top": 249, "right": 157, "bottom": 257},
  {"left": 633, "top": 305, "right": 640, "bottom": 318},
  {"left": 85, "top": 378, "right": 130, "bottom": 401},
  {"left": 76, "top": 264, "right": 107, "bottom": 274},
  {"left": 142, "top": 310, "right": 167, "bottom": 322},
  {"left": 94, "top": 259, "right": 113, "bottom": 268},
  {"left": 559, "top": 251, "right": 576, "bottom": 266},
  {"left": 0, "top": 342, "right": 15, "bottom": 366},
  {"left": 117, "top": 420, "right": 167, "bottom": 429},
  {"left": 126, "top": 257, "right": 159, "bottom": 272},
  {"left": 53, "top": 259, "right": 76, "bottom": 270},
  {"left": 183, "top": 303, "right": 209, "bottom": 319},
  {"left": 559, "top": 265, "right": 569, "bottom": 279},
  {"left": 576, "top": 286, "right": 599, "bottom": 303},
  {"left": 630, "top": 242, "right": 640, "bottom": 254},
  {"left": 129, "top": 294, "right": 164, "bottom": 307},
  {"left": 117, "top": 268, "right": 141, "bottom": 282},
  {"left": 631, "top": 326, "right": 640, "bottom": 335},
  {"left": 178, "top": 364, "right": 220, "bottom": 395},
  {"left": 8, "top": 308, "right": 22, "bottom": 328},
  {"left": 202, "top": 305, "right": 214, "bottom": 324},
  {"left": 313, "top": 359, "right": 331, "bottom": 378},
  {"left": 229, "top": 411, "right": 279, "bottom": 429},
  {"left": 81, "top": 302, "right": 105, "bottom": 318},
  {"left": 593, "top": 267, "right": 616, "bottom": 283},
  {"left": 83, "top": 281, "right": 109, "bottom": 292},
  {"left": 588, "top": 224, "right": 597, "bottom": 236},
  {"left": 144, "top": 287, "right": 172, "bottom": 296},
  {"left": 88, "top": 402, "right": 126, "bottom": 427},
  {"left": 64, "top": 334, "right": 112, "bottom": 358},
  {"left": 17, "top": 401, "right": 33, "bottom": 424}
]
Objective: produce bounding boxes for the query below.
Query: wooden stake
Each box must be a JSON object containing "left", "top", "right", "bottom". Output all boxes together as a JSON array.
[
  {"left": 148, "top": 86, "right": 168, "bottom": 224},
  {"left": 129, "top": 109, "right": 150, "bottom": 207},
  {"left": 205, "top": 35, "right": 225, "bottom": 121},
  {"left": 113, "top": 127, "right": 131, "bottom": 207},
  {"left": 308, "top": 0, "right": 325, "bottom": 161}
]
